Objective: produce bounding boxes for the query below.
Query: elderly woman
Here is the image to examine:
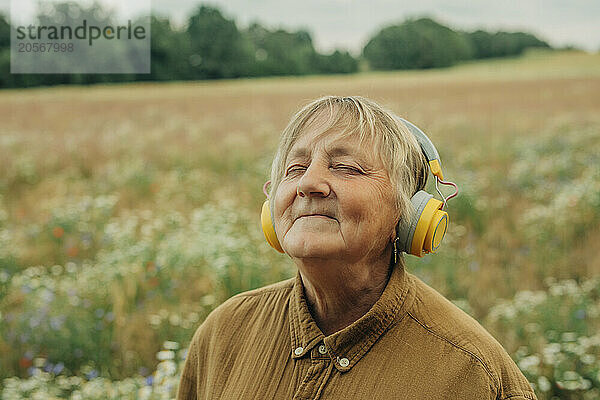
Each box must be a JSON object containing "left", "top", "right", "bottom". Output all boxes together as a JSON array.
[{"left": 177, "top": 96, "right": 536, "bottom": 399}]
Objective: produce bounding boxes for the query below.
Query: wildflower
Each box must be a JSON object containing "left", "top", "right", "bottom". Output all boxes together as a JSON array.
[
  {"left": 85, "top": 369, "right": 99, "bottom": 380},
  {"left": 561, "top": 332, "right": 578, "bottom": 342},
  {"left": 51, "top": 264, "right": 63, "bottom": 275},
  {"left": 146, "top": 261, "right": 156, "bottom": 273},
  {"left": 149, "top": 314, "right": 161, "bottom": 326},
  {"left": 537, "top": 376, "right": 551, "bottom": 392},
  {"left": 169, "top": 314, "right": 181, "bottom": 326},
  {"left": 66, "top": 245, "right": 79, "bottom": 258},
  {"left": 518, "top": 355, "right": 541, "bottom": 374},
  {"left": 156, "top": 350, "right": 175, "bottom": 361},
  {"left": 50, "top": 316, "right": 65, "bottom": 330},
  {"left": 581, "top": 354, "right": 595, "bottom": 364},
  {"left": 19, "top": 357, "right": 33, "bottom": 368},
  {"left": 138, "top": 386, "right": 152, "bottom": 400},
  {"left": 33, "top": 357, "right": 46, "bottom": 367},
  {"left": 189, "top": 312, "right": 200, "bottom": 322},
  {"left": 163, "top": 341, "right": 179, "bottom": 350},
  {"left": 52, "top": 226, "right": 65, "bottom": 238},
  {"left": 53, "top": 362, "right": 64, "bottom": 375}
]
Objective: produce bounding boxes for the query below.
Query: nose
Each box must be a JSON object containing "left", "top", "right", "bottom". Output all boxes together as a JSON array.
[{"left": 297, "top": 162, "right": 331, "bottom": 198}]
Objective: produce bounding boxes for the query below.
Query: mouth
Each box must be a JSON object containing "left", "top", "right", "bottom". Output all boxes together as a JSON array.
[{"left": 297, "top": 214, "right": 337, "bottom": 221}]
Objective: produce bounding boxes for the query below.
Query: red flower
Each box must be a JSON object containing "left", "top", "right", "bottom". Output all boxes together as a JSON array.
[
  {"left": 52, "top": 226, "right": 64, "bottom": 238},
  {"left": 19, "top": 357, "right": 33, "bottom": 369}
]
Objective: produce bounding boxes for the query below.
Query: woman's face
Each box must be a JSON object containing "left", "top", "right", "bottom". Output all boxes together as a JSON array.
[{"left": 272, "top": 125, "right": 399, "bottom": 263}]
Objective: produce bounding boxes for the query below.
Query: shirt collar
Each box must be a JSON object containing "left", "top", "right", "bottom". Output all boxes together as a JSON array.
[{"left": 288, "top": 262, "right": 414, "bottom": 372}]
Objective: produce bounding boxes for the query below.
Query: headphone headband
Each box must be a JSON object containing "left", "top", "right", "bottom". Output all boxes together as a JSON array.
[{"left": 398, "top": 118, "right": 444, "bottom": 181}]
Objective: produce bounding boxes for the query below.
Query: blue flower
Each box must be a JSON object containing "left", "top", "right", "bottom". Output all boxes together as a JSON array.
[
  {"left": 53, "top": 362, "right": 64, "bottom": 374},
  {"left": 86, "top": 369, "right": 99, "bottom": 380},
  {"left": 50, "top": 316, "right": 65, "bottom": 330},
  {"left": 105, "top": 312, "right": 115, "bottom": 322}
]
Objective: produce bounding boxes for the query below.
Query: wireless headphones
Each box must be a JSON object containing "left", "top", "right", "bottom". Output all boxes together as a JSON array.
[{"left": 260, "top": 118, "right": 458, "bottom": 257}]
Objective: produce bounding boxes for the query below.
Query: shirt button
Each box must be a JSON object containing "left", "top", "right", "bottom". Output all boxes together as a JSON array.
[
  {"left": 294, "top": 347, "right": 303, "bottom": 356},
  {"left": 339, "top": 357, "right": 349, "bottom": 367},
  {"left": 318, "top": 344, "right": 327, "bottom": 355}
]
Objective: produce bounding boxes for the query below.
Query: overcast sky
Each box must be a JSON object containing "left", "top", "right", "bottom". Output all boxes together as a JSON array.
[{"left": 4, "top": 0, "right": 599, "bottom": 54}]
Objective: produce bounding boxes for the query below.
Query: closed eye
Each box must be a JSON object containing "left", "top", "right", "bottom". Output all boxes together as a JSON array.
[
  {"left": 332, "top": 164, "right": 363, "bottom": 174},
  {"left": 285, "top": 165, "right": 307, "bottom": 176},
  {"left": 285, "top": 164, "right": 364, "bottom": 176}
]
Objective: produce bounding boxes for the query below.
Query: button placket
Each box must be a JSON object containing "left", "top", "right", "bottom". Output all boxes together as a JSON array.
[
  {"left": 318, "top": 344, "right": 327, "bottom": 355},
  {"left": 310, "top": 343, "right": 330, "bottom": 362}
]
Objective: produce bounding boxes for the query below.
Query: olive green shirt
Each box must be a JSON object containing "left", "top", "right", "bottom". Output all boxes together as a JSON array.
[{"left": 177, "top": 264, "right": 536, "bottom": 399}]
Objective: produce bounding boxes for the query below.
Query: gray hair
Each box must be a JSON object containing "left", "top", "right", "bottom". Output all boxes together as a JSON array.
[{"left": 269, "top": 95, "right": 429, "bottom": 230}]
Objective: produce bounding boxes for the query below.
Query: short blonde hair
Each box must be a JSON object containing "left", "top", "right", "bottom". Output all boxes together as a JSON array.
[{"left": 269, "top": 95, "right": 429, "bottom": 229}]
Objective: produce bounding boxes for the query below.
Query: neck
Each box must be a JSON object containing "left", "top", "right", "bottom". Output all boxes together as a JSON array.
[{"left": 295, "top": 249, "right": 394, "bottom": 336}]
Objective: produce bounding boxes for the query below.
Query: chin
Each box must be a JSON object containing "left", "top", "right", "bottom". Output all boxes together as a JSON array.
[{"left": 283, "top": 233, "right": 341, "bottom": 259}]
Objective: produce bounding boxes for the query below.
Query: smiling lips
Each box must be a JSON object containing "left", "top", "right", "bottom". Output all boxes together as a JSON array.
[{"left": 298, "top": 214, "right": 336, "bottom": 221}]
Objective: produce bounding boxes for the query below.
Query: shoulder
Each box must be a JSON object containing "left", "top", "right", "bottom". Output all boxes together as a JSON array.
[
  {"left": 230, "top": 276, "right": 296, "bottom": 300},
  {"left": 404, "top": 271, "right": 536, "bottom": 400},
  {"left": 190, "top": 277, "right": 295, "bottom": 342},
  {"left": 180, "top": 277, "right": 295, "bottom": 396},
  {"left": 215, "top": 276, "right": 295, "bottom": 316}
]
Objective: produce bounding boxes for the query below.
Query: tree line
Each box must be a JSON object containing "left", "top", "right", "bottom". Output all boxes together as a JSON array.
[{"left": 0, "top": 4, "right": 551, "bottom": 88}]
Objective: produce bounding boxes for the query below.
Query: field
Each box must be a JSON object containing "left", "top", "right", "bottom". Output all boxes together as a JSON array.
[{"left": 1, "top": 49, "right": 599, "bottom": 399}]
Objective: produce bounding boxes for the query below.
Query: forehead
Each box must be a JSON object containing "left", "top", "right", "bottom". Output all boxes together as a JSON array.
[{"left": 287, "top": 128, "right": 378, "bottom": 164}]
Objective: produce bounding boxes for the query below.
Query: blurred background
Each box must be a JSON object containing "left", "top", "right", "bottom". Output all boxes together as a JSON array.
[{"left": 0, "top": 1, "right": 599, "bottom": 399}]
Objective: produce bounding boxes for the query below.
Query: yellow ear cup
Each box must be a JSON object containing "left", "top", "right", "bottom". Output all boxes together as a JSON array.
[
  {"left": 261, "top": 200, "right": 284, "bottom": 253},
  {"left": 424, "top": 209, "right": 448, "bottom": 253},
  {"left": 410, "top": 197, "right": 448, "bottom": 257}
]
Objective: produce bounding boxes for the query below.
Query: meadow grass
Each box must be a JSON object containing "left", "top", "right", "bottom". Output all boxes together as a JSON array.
[{"left": 1, "top": 49, "right": 599, "bottom": 399}]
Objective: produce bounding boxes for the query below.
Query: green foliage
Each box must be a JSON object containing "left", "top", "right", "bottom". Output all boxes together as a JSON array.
[
  {"left": 485, "top": 277, "right": 600, "bottom": 399},
  {"left": 507, "top": 122, "right": 600, "bottom": 250},
  {"left": 0, "top": 3, "right": 357, "bottom": 88},
  {"left": 362, "top": 17, "right": 551, "bottom": 71},
  {"left": 312, "top": 50, "right": 358, "bottom": 74},
  {"left": 467, "top": 30, "right": 551, "bottom": 59},
  {"left": 146, "top": 16, "right": 193, "bottom": 81},
  {"left": 1, "top": 4, "right": 137, "bottom": 88},
  {"left": 0, "top": 5, "right": 553, "bottom": 88},
  {"left": 245, "top": 23, "right": 316, "bottom": 76},
  {"left": 446, "top": 180, "right": 486, "bottom": 235},
  {"left": 0, "top": 13, "right": 9, "bottom": 49},
  {"left": 242, "top": 23, "right": 358, "bottom": 76},
  {"left": 0, "top": 194, "right": 291, "bottom": 381},
  {"left": 362, "top": 18, "right": 474, "bottom": 70},
  {"left": 186, "top": 6, "right": 254, "bottom": 79},
  {"left": 2, "top": 341, "right": 185, "bottom": 399}
]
